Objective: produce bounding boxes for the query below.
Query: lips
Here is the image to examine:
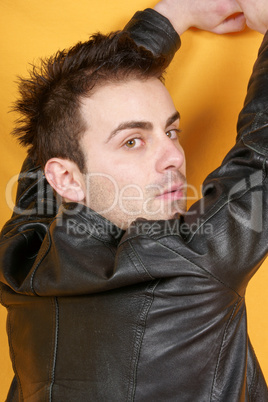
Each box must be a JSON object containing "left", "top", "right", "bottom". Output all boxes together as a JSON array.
[{"left": 156, "top": 185, "right": 184, "bottom": 201}]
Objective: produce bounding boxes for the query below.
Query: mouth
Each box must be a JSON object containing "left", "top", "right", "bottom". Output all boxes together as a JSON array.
[{"left": 156, "top": 185, "right": 184, "bottom": 201}]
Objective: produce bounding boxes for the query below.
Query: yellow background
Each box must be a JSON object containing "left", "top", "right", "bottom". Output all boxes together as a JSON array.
[{"left": 0, "top": 0, "right": 267, "bottom": 398}]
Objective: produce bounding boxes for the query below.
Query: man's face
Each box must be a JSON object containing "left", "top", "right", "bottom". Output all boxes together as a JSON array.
[{"left": 80, "top": 78, "right": 186, "bottom": 229}]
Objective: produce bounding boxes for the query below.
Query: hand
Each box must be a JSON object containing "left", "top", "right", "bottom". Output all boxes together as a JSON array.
[
  {"left": 154, "top": 0, "right": 246, "bottom": 35},
  {"left": 236, "top": 0, "right": 268, "bottom": 34}
]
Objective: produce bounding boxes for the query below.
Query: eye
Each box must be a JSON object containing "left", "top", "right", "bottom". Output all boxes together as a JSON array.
[
  {"left": 166, "top": 129, "right": 181, "bottom": 140},
  {"left": 124, "top": 138, "right": 143, "bottom": 149}
]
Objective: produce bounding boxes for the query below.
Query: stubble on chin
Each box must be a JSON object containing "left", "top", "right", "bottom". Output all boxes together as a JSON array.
[{"left": 83, "top": 170, "right": 187, "bottom": 228}]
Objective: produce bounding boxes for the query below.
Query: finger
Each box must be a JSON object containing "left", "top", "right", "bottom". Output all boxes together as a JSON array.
[
  {"left": 224, "top": 0, "right": 243, "bottom": 15},
  {"left": 212, "top": 12, "right": 246, "bottom": 34}
]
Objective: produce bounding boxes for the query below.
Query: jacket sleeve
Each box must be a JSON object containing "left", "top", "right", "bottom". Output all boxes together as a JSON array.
[
  {"left": 120, "top": 32, "right": 268, "bottom": 296},
  {"left": 0, "top": 9, "right": 181, "bottom": 293},
  {"left": 124, "top": 8, "right": 180, "bottom": 65}
]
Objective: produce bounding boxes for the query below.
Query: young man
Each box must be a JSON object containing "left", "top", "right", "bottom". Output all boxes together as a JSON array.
[{"left": 0, "top": 0, "right": 268, "bottom": 401}]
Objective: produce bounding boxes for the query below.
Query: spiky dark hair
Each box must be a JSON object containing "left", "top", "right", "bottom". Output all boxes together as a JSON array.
[{"left": 12, "top": 31, "right": 167, "bottom": 172}]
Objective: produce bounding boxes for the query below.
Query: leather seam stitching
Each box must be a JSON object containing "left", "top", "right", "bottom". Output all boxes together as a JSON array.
[
  {"left": 126, "top": 280, "right": 159, "bottom": 401},
  {"left": 210, "top": 298, "right": 241, "bottom": 401},
  {"left": 48, "top": 297, "right": 59, "bottom": 402}
]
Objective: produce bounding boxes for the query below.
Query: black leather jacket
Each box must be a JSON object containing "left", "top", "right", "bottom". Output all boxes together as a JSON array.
[{"left": 1, "top": 9, "right": 268, "bottom": 402}]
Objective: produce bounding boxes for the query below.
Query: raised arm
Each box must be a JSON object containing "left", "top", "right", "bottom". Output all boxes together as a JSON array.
[
  {"left": 236, "top": 0, "right": 268, "bottom": 135},
  {"left": 125, "top": 0, "right": 246, "bottom": 61},
  {"left": 120, "top": 2, "right": 268, "bottom": 295}
]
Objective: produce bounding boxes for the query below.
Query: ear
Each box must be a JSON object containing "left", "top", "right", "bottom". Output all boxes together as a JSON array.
[{"left": 45, "top": 158, "right": 85, "bottom": 203}]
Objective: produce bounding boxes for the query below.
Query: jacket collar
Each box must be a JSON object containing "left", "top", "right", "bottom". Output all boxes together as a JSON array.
[{"left": 59, "top": 202, "right": 125, "bottom": 245}]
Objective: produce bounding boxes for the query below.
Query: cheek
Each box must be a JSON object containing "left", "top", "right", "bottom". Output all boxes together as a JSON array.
[
  {"left": 85, "top": 173, "right": 119, "bottom": 214},
  {"left": 86, "top": 149, "right": 152, "bottom": 194},
  {"left": 115, "top": 173, "right": 145, "bottom": 196},
  {"left": 86, "top": 162, "right": 145, "bottom": 200},
  {"left": 106, "top": 159, "right": 149, "bottom": 189},
  {"left": 118, "top": 166, "right": 150, "bottom": 193}
]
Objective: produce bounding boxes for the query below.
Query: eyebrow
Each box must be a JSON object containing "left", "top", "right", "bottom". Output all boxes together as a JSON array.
[
  {"left": 166, "top": 110, "right": 180, "bottom": 128},
  {"left": 106, "top": 110, "right": 180, "bottom": 143}
]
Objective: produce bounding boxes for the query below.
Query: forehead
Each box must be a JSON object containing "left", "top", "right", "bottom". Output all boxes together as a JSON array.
[{"left": 80, "top": 78, "right": 176, "bottom": 127}]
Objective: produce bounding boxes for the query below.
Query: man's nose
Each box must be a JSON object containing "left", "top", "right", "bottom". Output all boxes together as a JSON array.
[{"left": 155, "top": 135, "right": 185, "bottom": 173}]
